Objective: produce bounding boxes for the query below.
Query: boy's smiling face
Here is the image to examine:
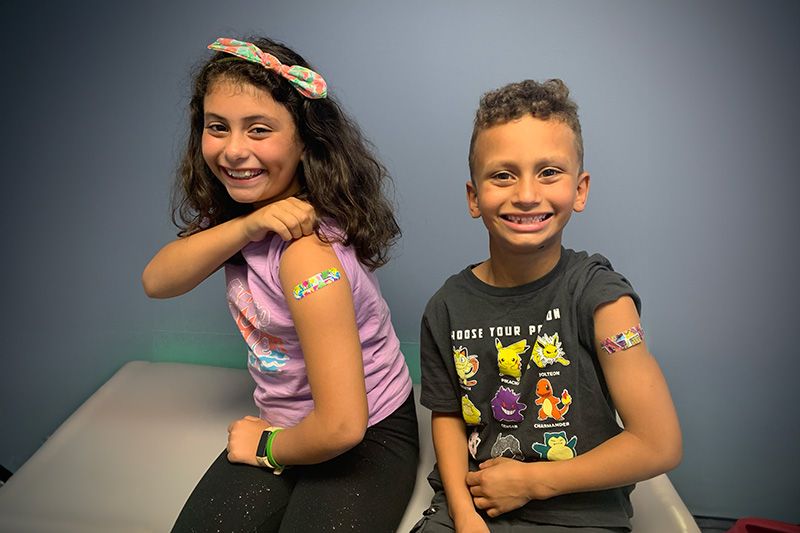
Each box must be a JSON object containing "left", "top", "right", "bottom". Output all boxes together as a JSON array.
[{"left": 467, "top": 114, "right": 590, "bottom": 261}]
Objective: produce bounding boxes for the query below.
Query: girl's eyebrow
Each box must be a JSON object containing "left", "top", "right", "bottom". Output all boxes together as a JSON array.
[{"left": 203, "top": 112, "right": 276, "bottom": 123}]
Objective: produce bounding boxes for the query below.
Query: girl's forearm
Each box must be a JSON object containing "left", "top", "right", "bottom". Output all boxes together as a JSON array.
[
  {"left": 268, "top": 408, "right": 367, "bottom": 466},
  {"left": 142, "top": 217, "right": 251, "bottom": 298}
]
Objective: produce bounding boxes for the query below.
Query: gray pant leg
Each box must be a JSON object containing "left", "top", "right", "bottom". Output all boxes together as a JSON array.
[{"left": 408, "top": 491, "right": 626, "bottom": 533}]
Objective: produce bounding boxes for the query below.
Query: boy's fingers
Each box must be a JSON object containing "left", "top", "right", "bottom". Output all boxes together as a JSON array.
[{"left": 472, "top": 496, "right": 488, "bottom": 509}]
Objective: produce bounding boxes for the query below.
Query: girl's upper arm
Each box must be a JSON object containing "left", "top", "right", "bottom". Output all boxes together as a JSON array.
[
  {"left": 279, "top": 235, "right": 368, "bottom": 431},
  {"left": 593, "top": 296, "right": 682, "bottom": 465}
]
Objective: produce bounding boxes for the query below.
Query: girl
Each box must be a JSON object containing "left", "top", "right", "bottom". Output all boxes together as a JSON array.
[{"left": 142, "top": 37, "right": 418, "bottom": 532}]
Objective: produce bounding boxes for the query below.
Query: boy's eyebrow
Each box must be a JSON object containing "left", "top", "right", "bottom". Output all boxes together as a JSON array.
[
  {"left": 533, "top": 157, "right": 569, "bottom": 168},
  {"left": 482, "top": 159, "right": 522, "bottom": 171},
  {"left": 482, "top": 157, "right": 568, "bottom": 171}
]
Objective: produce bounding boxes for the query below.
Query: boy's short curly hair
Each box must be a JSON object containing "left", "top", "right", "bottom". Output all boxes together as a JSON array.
[{"left": 468, "top": 79, "right": 583, "bottom": 178}]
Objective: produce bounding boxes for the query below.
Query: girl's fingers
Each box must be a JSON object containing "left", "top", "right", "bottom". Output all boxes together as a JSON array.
[
  {"left": 250, "top": 197, "right": 315, "bottom": 242},
  {"left": 270, "top": 203, "right": 314, "bottom": 240}
]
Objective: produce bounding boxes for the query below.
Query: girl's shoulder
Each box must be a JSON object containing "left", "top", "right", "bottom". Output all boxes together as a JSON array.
[
  {"left": 281, "top": 232, "right": 338, "bottom": 268},
  {"left": 279, "top": 231, "right": 357, "bottom": 284}
]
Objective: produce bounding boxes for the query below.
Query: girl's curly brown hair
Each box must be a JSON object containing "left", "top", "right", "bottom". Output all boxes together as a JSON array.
[{"left": 172, "top": 36, "right": 400, "bottom": 270}]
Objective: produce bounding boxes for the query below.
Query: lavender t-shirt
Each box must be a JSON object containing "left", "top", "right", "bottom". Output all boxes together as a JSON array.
[{"left": 225, "top": 231, "right": 412, "bottom": 428}]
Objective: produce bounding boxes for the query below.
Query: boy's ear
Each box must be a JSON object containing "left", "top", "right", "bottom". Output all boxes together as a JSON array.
[
  {"left": 466, "top": 180, "right": 481, "bottom": 218},
  {"left": 573, "top": 172, "right": 591, "bottom": 212}
]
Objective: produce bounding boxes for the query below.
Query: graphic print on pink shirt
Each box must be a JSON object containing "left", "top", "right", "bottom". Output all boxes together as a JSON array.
[{"left": 227, "top": 278, "right": 290, "bottom": 372}]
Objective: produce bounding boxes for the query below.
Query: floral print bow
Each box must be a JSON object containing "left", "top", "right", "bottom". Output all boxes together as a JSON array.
[{"left": 207, "top": 38, "right": 328, "bottom": 99}]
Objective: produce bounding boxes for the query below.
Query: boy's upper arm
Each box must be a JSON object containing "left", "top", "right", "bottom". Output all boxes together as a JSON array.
[
  {"left": 419, "top": 303, "right": 463, "bottom": 414},
  {"left": 279, "top": 235, "right": 367, "bottom": 422},
  {"left": 593, "top": 296, "right": 681, "bottom": 448}
]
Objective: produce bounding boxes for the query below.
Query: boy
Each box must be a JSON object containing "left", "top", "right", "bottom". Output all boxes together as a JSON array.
[{"left": 417, "top": 80, "right": 682, "bottom": 532}]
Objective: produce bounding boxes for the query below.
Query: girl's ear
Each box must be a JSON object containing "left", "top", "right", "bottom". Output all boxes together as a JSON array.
[
  {"left": 573, "top": 172, "right": 590, "bottom": 212},
  {"left": 466, "top": 180, "right": 481, "bottom": 219}
]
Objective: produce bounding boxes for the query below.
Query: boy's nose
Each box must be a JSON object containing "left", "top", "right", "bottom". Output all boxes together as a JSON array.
[{"left": 514, "top": 177, "right": 542, "bottom": 205}]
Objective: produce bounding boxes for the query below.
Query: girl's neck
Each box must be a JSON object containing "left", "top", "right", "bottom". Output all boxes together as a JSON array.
[{"left": 252, "top": 181, "right": 304, "bottom": 209}]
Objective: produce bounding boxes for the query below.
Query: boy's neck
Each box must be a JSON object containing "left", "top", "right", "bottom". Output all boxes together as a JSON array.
[{"left": 473, "top": 242, "right": 563, "bottom": 288}]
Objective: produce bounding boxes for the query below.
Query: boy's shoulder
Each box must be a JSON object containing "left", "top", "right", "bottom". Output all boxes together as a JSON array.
[
  {"left": 560, "top": 248, "right": 616, "bottom": 281},
  {"left": 424, "top": 249, "right": 625, "bottom": 307},
  {"left": 561, "top": 248, "right": 642, "bottom": 315},
  {"left": 423, "top": 265, "right": 475, "bottom": 309}
]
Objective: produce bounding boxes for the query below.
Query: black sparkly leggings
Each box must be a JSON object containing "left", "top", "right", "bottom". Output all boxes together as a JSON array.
[{"left": 171, "top": 391, "right": 419, "bottom": 533}]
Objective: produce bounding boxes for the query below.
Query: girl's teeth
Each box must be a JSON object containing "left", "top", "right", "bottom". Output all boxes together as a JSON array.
[{"left": 227, "top": 169, "right": 260, "bottom": 178}]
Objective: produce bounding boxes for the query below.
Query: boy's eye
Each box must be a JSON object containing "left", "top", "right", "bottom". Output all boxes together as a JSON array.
[
  {"left": 492, "top": 171, "right": 514, "bottom": 181},
  {"left": 541, "top": 168, "right": 559, "bottom": 178}
]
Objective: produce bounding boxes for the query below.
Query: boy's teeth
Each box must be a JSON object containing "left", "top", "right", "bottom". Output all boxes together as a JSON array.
[{"left": 508, "top": 214, "right": 547, "bottom": 223}]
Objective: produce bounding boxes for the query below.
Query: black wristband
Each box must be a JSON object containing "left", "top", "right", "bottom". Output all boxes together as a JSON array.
[{"left": 257, "top": 429, "right": 270, "bottom": 457}]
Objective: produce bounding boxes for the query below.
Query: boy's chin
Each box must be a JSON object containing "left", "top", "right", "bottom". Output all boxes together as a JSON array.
[{"left": 491, "top": 236, "right": 562, "bottom": 256}]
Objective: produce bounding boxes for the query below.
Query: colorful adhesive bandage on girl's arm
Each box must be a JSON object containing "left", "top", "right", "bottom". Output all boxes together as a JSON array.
[
  {"left": 600, "top": 324, "right": 645, "bottom": 354},
  {"left": 292, "top": 268, "right": 341, "bottom": 300}
]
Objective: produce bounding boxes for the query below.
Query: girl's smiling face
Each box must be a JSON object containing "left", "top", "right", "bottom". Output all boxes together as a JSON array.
[{"left": 202, "top": 78, "right": 304, "bottom": 207}]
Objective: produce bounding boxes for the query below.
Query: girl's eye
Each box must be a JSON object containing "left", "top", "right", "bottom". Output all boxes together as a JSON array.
[
  {"left": 205, "top": 123, "right": 227, "bottom": 133},
  {"left": 250, "top": 126, "right": 272, "bottom": 136}
]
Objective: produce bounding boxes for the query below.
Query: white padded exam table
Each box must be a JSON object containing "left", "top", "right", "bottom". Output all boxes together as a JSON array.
[{"left": 0, "top": 361, "right": 699, "bottom": 532}]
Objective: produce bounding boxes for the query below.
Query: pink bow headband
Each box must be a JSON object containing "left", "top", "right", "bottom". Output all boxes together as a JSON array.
[{"left": 207, "top": 38, "right": 328, "bottom": 99}]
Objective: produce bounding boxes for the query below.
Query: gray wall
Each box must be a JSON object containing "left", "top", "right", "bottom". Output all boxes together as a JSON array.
[{"left": 2, "top": 0, "right": 798, "bottom": 523}]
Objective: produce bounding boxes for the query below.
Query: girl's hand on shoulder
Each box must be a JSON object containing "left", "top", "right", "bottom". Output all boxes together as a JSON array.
[
  {"left": 226, "top": 415, "right": 271, "bottom": 466},
  {"left": 243, "top": 197, "right": 315, "bottom": 243}
]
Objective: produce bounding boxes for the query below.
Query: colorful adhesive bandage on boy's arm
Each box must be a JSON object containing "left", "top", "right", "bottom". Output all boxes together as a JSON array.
[
  {"left": 292, "top": 268, "right": 341, "bottom": 300},
  {"left": 600, "top": 324, "right": 645, "bottom": 354}
]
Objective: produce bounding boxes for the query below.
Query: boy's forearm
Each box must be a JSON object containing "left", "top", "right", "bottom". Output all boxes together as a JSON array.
[
  {"left": 525, "top": 428, "right": 681, "bottom": 499},
  {"left": 431, "top": 413, "right": 480, "bottom": 520}
]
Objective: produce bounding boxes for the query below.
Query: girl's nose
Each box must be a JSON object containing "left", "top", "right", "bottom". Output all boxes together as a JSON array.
[{"left": 224, "top": 133, "right": 249, "bottom": 162}]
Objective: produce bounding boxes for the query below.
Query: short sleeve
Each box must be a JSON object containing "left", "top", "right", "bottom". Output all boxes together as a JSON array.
[
  {"left": 419, "top": 298, "right": 462, "bottom": 413},
  {"left": 576, "top": 257, "right": 642, "bottom": 350}
]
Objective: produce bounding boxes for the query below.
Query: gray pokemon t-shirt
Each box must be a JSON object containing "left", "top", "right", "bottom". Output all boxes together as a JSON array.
[{"left": 420, "top": 248, "right": 641, "bottom": 529}]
